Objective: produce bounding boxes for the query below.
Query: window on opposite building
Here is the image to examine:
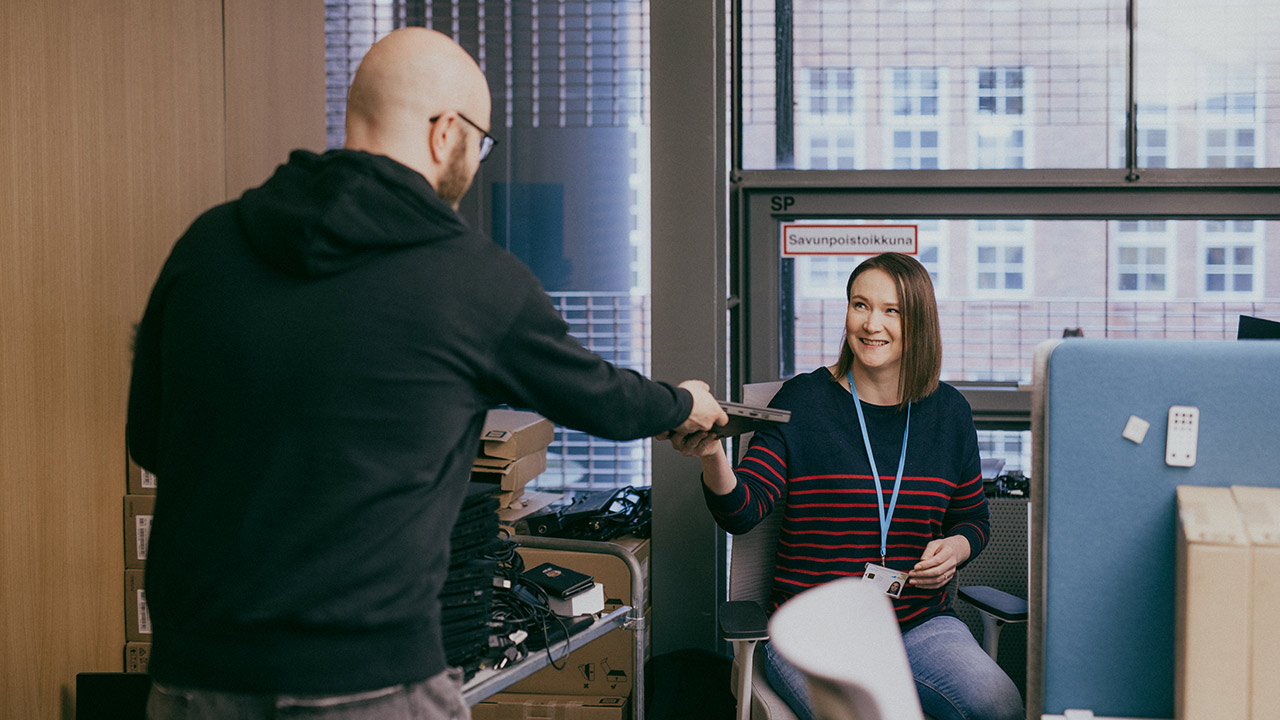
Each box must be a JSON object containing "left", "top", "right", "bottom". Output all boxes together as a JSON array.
[
  {"left": 1113, "top": 221, "right": 1176, "bottom": 298},
  {"left": 1201, "top": 220, "right": 1263, "bottom": 298},
  {"left": 886, "top": 67, "right": 947, "bottom": 169}
]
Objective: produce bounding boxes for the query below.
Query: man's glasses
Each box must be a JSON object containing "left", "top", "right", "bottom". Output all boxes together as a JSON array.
[{"left": 430, "top": 112, "right": 497, "bottom": 162}]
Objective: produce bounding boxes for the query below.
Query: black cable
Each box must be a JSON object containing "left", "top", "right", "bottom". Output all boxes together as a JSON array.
[
  {"left": 549, "top": 486, "right": 652, "bottom": 541},
  {"left": 483, "top": 532, "right": 576, "bottom": 670}
]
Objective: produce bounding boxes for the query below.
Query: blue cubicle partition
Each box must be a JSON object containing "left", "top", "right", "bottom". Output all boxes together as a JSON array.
[{"left": 1029, "top": 339, "right": 1280, "bottom": 719}]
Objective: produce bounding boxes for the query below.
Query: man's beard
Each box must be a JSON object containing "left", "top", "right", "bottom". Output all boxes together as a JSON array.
[{"left": 435, "top": 139, "right": 473, "bottom": 210}]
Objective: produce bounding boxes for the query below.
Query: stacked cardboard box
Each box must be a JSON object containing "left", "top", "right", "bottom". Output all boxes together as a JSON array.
[
  {"left": 498, "top": 536, "right": 649, "bottom": 719},
  {"left": 1229, "top": 485, "right": 1280, "bottom": 720},
  {"left": 473, "top": 410, "right": 554, "bottom": 508},
  {"left": 124, "top": 450, "right": 154, "bottom": 671},
  {"left": 1175, "top": 485, "right": 1280, "bottom": 720}
]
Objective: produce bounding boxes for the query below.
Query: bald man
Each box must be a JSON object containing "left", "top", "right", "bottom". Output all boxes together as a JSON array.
[{"left": 128, "top": 28, "right": 725, "bottom": 719}]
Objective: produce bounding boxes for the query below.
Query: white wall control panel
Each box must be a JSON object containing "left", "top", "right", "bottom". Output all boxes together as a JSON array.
[{"left": 1165, "top": 405, "right": 1199, "bottom": 467}]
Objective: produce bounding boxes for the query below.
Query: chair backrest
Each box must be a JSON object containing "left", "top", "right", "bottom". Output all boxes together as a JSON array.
[
  {"left": 727, "top": 381, "right": 786, "bottom": 608},
  {"left": 768, "top": 579, "right": 926, "bottom": 720}
]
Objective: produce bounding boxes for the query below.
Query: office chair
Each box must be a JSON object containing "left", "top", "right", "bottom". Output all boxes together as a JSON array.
[
  {"left": 717, "top": 382, "right": 1027, "bottom": 720},
  {"left": 769, "top": 578, "right": 925, "bottom": 720}
]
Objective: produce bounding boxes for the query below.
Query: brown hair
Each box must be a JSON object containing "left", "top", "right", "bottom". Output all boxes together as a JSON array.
[{"left": 830, "top": 252, "right": 941, "bottom": 408}]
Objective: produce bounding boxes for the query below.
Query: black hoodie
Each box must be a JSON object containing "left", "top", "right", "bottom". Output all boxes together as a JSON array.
[{"left": 126, "top": 149, "right": 692, "bottom": 693}]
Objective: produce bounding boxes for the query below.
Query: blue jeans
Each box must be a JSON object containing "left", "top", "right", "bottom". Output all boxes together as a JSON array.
[
  {"left": 765, "top": 614, "right": 1023, "bottom": 720},
  {"left": 146, "top": 669, "right": 468, "bottom": 720}
]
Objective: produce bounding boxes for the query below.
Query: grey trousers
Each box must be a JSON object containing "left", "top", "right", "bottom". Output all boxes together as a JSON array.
[{"left": 146, "top": 668, "right": 469, "bottom": 720}]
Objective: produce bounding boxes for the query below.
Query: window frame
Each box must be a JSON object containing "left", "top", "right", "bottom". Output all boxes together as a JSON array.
[{"left": 729, "top": 4, "right": 1280, "bottom": 389}]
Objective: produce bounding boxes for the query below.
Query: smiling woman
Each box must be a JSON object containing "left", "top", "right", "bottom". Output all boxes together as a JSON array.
[
  {"left": 664, "top": 250, "right": 1023, "bottom": 720},
  {"left": 829, "top": 253, "right": 943, "bottom": 411}
]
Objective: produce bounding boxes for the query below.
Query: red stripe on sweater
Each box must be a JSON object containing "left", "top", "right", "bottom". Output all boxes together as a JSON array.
[
  {"left": 751, "top": 445, "right": 787, "bottom": 470},
  {"left": 737, "top": 466, "right": 780, "bottom": 496},
  {"left": 741, "top": 455, "right": 786, "bottom": 484}
]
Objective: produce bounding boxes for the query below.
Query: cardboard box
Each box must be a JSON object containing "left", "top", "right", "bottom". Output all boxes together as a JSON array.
[
  {"left": 127, "top": 453, "right": 157, "bottom": 495},
  {"left": 124, "top": 642, "right": 151, "bottom": 673},
  {"left": 124, "top": 570, "right": 152, "bottom": 643},
  {"left": 499, "top": 490, "right": 560, "bottom": 528},
  {"left": 479, "top": 409, "right": 554, "bottom": 461},
  {"left": 471, "top": 693, "right": 628, "bottom": 720},
  {"left": 509, "top": 538, "right": 650, "bottom": 697},
  {"left": 1232, "top": 485, "right": 1280, "bottom": 720},
  {"left": 1175, "top": 485, "right": 1250, "bottom": 720},
  {"left": 124, "top": 495, "right": 155, "bottom": 569},
  {"left": 473, "top": 449, "right": 547, "bottom": 492}
]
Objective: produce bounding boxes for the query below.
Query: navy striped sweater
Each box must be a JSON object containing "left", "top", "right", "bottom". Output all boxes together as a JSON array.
[{"left": 705, "top": 367, "right": 989, "bottom": 630}]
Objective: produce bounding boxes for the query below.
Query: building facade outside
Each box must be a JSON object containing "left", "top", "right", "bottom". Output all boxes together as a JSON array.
[{"left": 742, "top": 0, "right": 1280, "bottom": 391}]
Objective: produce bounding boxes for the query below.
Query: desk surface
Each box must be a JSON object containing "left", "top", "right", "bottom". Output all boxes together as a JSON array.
[{"left": 461, "top": 606, "right": 631, "bottom": 705}]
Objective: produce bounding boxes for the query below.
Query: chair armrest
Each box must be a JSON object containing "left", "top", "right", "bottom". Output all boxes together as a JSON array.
[
  {"left": 958, "top": 585, "right": 1028, "bottom": 623},
  {"left": 719, "top": 600, "right": 770, "bottom": 641}
]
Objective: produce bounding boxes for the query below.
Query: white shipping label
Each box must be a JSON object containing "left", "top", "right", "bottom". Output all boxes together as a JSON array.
[
  {"left": 137, "top": 589, "right": 152, "bottom": 635},
  {"left": 136, "top": 514, "right": 152, "bottom": 560},
  {"left": 141, "top": 469, "right": 157, "bottom": 489}
]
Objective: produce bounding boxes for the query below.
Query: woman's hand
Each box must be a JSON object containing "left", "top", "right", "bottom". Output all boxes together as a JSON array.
[
  {"left": 666, "top": 429, "right": 724, "bottom": 458},
  {"left": 908, "top": 535, "right": 971, "bottom": 589},
  {"left": 661, "top": 429, "right": 738, "bottom": 496}
]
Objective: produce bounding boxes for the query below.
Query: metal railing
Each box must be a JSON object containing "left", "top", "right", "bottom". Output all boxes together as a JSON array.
[{"left": 796, "top": 297, "right": 1280, "bottom": 383}]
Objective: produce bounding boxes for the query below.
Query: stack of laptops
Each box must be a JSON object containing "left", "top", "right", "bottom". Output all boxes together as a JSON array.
[{"left": 441, "top": 483, "right": 503, "bottom": 677}]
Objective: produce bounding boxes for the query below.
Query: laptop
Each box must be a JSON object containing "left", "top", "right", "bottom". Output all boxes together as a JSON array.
[
  {"left": 713, "top": 401, "right": 791, "bottom": 438},
  {"left": 1238, "top": 314, "right": 1280, "bottom": 340}
]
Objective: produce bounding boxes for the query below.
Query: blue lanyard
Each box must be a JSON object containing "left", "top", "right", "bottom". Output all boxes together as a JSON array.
[{"left": 848, "top": 370, "right": 911, "bottom": 562}]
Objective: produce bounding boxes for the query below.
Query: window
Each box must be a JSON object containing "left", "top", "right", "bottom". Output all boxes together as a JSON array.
[
  {"left": 1199, "top": 65, "right": 1262, "bottom": 168},
  {"left": 970, "top": 221, "right": 1031, "bottom": 297},
  {"left": 1138, "top": 125, "right": 1172, "bottom": 169},
  {"left": 1113, "top": 221, "right": 1175, "bottom": 297},
  {"left": 974, "top": 128, "right": 1025, "bottom": 169},
  {"left": 741, "top": 2, "right": 1126, "bottom": 170},
  {"left": 796, "top": 67, "right": 861, "bottom": 170},
  {"left": 979, "top": 432, "right": 1029, "bottom": 474},
  {"left": 976, "top": 67, "right": 1025, "bottom": 117},
  {"left": 970, "top": 67, "right": 1030, "bottom": 169},
  {"left": 890, "top": 67, "right": 941, "bottom": 118},
  {"left": 741, "top": 1, "right": 1280, "bottom": 389},
  {"left": 799, "top": 67, "right": 857, "bottom": 119},
  {"left": 325, "top": 1, "right": 402, "bottom": 149},
  {"left": 886, "top": 67, "right": 947, "bottom": 169},
  {"left": 327, "top": 0, "right": 655, "bottom": 491},
  {"left": 1200, "top": 221, "right": 1263, "bottom": 298}
]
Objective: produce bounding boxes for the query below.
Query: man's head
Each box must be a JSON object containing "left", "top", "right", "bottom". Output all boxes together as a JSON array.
[{"left": 344, "top": 28, "right": 493, "bottom": 209}]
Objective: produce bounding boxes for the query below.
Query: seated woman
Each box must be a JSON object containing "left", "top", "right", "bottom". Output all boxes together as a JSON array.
[{"left": 667, "top": 252, "right": 1023, "bottom": 720}]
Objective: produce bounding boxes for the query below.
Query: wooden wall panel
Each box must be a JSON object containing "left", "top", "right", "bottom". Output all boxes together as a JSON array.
[
  {"left": 0, "top": 1, "right": 224, "bottom": 718},
  {"left": 223, "top": 0, "right": 327, "bottom": 197}
]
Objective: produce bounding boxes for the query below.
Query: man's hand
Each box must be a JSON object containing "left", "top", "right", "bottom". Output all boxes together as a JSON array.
[
  {"left": 666, "top": 429, "right": 724, "bottom": 458},
  {"left": 908, "top": 535, "right": 971, "bottom": 589},
  {"left": 670, "top": 379, "right": 728, "bottom": 435}
]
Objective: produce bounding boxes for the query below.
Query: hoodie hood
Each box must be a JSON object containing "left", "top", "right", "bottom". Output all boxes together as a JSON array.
[{"left": 238, "top": 149, "right": 469, "bottom": 277}]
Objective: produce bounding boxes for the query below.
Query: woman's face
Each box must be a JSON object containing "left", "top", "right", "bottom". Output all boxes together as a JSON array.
[{"left": 845, "top": 267, "right": 903, "bottom": 374}]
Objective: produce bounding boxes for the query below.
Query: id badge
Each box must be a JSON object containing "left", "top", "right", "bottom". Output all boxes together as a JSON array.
[{"left": 861, "top": 562, "right": 908, "bottom": 598}]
